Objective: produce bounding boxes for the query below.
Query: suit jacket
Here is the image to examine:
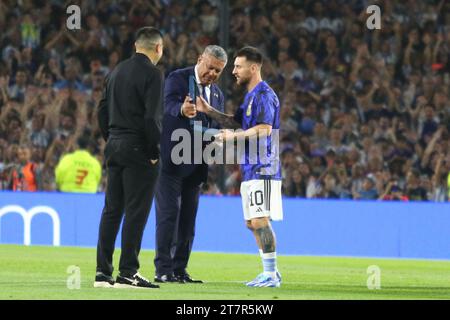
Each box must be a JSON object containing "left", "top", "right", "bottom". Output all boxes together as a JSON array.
[
  {"left": 97, "top": 53, "right": 164, "bottom": 159},
  {"left": 160, "top": 66, "right": 224, "bottom": 184}
]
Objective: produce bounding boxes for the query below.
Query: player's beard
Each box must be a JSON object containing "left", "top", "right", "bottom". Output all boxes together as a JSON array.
[{"left": 236, "top": 75, "right": 250, "bottom": 87}]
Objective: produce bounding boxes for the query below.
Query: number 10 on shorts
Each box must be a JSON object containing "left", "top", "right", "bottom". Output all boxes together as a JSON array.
[
  {"left": 240, "top": 180, "right": 283, "bottom": 221},
  {"left": 249, "top": 191, "right": 264, "bottom": 207}
]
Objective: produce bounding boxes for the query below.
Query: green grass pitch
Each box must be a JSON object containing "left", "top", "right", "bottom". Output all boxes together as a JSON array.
[{"left": 1, "top": 244, "right": 450, "bottom": 300}]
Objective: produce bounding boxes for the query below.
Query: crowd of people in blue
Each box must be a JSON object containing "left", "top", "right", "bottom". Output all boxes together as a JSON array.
[{"left": 0, "top": 0, "right": 449, "bottom": 201}]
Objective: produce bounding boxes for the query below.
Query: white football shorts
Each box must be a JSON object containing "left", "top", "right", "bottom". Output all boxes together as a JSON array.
[{"left": 240, "top": 179, "right": 283, "bottom": 221}]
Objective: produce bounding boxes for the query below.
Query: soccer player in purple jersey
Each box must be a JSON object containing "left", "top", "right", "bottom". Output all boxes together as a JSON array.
[{"left": 196, "top": 46, "right": 283, "bottom": 287}]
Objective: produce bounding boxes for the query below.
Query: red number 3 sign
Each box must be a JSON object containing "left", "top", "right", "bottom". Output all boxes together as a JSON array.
[{"left": 75, "top": 169, "right": 88, "bottom": 185}]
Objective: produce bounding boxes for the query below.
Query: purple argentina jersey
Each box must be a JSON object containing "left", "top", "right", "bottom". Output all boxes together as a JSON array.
[{"left": 233, "top": 81, "right": 281, "bottom": 181}]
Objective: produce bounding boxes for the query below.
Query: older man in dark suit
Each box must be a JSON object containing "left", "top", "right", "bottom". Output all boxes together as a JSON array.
[{"left": 154, "top": 45, "right": 227, "bottom": 283}]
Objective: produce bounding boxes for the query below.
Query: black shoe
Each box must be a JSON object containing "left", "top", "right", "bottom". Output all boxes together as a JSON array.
[
  {"left": 115, "top": 272, "right": 159, "bottom": 289},
  {"left": 94, "top": 272, "right": 115, "bottom": 288},
  {"left": 175, "top": 273, "right": 203, "bottom": 283},
  {"left": 154, "top": 274, "right": 184, "bottom": 283}
]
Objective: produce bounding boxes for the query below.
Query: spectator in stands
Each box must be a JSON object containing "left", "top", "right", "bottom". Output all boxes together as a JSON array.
[
  {"left": 8, "top": 67, "right": 28, "bottom": 103},
  {"left": 419, "top": 104, "right": 439, "bottom": 141},
  {"left": 353, "top": 174, "right": 379, "bottom": 200},
  {"left": 53, "top": 65, "right": 87, "bottom": 92},
  {"left": 429, "top": 153, "right": 449, "bottom": 201},
  {"left": 448, "top": 171, "right": 450, "bottom": 200},
  {"left": 28, "top": 111, "right": 51, "bottom": 149},
  {"left": 55, "top": 135, "right": 101, "bottom": 193},
  {"left": 319, "top": 172, "right": 340, "bottom": 199},
  {"left": 10, "top": 145, "right": 40, "bottom": 191},
  {"left": 285, "top": 168, "right": 307, "bottom": 198},
  {"left": 380, "top": 183, "right": 409, "bottom": 201},
  {"left": 405, "top": 169, "right": 428, "bottom": 201}
]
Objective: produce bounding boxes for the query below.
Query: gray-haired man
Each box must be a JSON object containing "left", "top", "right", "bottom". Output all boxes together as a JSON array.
[{"left": 154, "top": 45, "right": 227, "bottom": 283}]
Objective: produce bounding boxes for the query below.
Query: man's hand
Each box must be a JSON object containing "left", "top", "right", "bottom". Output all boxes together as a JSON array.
[
  {"left": 195, "top": 96, "right": 211, "bottom": 113},
  {"left": 214, "top": 129, "right": 234, "bottom": 142},
  {"left": 181, "top": 96, "right": 196, "bottom": 118}
]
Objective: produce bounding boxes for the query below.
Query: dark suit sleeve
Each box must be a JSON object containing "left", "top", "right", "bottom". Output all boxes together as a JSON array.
[
  {"left": 144, "top": 68, "right": 164, "bottom": 158},
  {"left": 97, "top": 75, "right": 109, "bottom": 141},
  {"left": 164, "top": 71, "right": 186, "bottom": 118}
]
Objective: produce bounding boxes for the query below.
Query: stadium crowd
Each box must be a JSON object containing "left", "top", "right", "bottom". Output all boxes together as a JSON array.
[{"left": 0, "top": 0, "right": 449, "bottom": 201}]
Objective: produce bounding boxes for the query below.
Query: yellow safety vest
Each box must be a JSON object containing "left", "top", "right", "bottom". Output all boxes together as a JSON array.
[{"left": 55, "top": 150, "right": 102, "bottom": 193}]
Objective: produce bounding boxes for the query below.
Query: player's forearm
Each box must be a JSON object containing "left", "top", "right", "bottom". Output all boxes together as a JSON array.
[
  {"left": 231, "top": 124, "right": 272, "bottom": 140},
  {"left": 203, "top": 106, "right": 241, "bottom": 129}
]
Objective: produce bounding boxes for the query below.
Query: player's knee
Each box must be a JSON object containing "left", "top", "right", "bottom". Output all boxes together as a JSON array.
[
  {"left": 249, "top": 220, "right": 259, "bottom": 230},
  {"left": 245, "top": 221, "right": 253, "bottom": 231},
  {"left": 250, "top": 217, "right": 269, "bottom": 230}
]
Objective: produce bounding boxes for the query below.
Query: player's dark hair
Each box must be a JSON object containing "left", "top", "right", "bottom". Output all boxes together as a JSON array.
[
  {"left": 135, "top": 27, "right": 163, "bottom": 49},
  {"left": 235, "top": 46, "right": 263, "bottom": 65}
]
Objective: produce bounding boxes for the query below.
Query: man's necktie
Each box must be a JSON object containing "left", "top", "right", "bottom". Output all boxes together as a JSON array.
[
  {"left": 201, "top": 84, "right": 209, "bottom": 104},
  {"left": 200, "top": 84, "right": 211, "bottom": 128}
]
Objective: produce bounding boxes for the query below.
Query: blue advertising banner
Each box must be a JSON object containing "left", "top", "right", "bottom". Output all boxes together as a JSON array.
[{"left": 0, "top": 191, "right": 449, "bottom": 259}]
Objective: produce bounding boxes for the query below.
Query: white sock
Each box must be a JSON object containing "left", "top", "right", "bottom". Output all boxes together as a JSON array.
[{"left": 261, "top": 252, "right": 277, "bottom": 278}]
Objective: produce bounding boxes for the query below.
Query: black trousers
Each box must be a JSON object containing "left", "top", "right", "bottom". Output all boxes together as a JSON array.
[
  {"left": 96, "top": 137, "right": 159, "bottom": 276},
  {"left": 154, "top": 169, "right": 201, "bottom": 276}
]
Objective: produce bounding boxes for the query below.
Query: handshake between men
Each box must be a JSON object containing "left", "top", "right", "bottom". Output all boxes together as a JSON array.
[{"left": 181, "top": 95, "right": 233, "bottom": 142}]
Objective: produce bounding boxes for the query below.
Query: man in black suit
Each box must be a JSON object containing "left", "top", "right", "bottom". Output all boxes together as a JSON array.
[
  {"left": 94, "top": 27, "right": 164, "bottom": 289},
  {"left": 154, "top": 45, "right": 227, "bottom": 283}
]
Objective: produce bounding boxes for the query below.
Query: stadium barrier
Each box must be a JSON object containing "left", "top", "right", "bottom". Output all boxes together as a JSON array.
[{"left": 1, "top": 191, "right": 449, "bottom": 259}]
